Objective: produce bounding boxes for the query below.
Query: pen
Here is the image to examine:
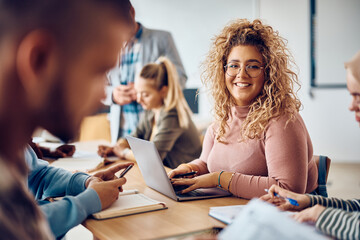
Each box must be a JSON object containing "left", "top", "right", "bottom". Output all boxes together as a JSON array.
[
  {"left": 264, "top": 189, "right": 299, "bottom": 207},
  {"left": 118, "top": 165, "right": 133, "bottom": 191},
  {"left": 173, "top": 171, "right": 197, "bottom": 178},
  {"left": 119, "top": 165, "right": 133, "bottom": 178}
]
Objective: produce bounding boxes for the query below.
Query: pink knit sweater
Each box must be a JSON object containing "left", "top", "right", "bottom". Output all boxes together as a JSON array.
[{"left": 191, "top": 106, "right": 318, "bottom": 199}]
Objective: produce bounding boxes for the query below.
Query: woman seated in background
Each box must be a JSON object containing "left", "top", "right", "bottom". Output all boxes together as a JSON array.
[
  {"left": 169, "top": 19, "right": 318, "bottom": 199},
  {"left": 98, "top": 57, "right": 202, "bottom": 169},
  {"left": 261, "top": 51, "right": 360, "bottom": 240}
]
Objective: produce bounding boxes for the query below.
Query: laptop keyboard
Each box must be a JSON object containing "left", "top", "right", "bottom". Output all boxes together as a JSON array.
[
  {"left": 172, "top": 184, "right": 208, "bottom": 197},
  {"left": 176, "top": 189, "right": 207, "bottom": 197}
]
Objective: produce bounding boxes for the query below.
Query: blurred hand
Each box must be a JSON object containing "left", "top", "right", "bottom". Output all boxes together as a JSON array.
[
  {"left": 98, "top": 145, "right": 114, "bottom": 157},
  {"left": 168, "top": 164, "right": 193, "bottom": 178},
  {"left": 56, "top": 144, "right": 76, "bottom": 157},
  {"left": 88, "top": 177, "right": 127, "bottom": 210},
  {"left": 113, "top": 145, "right": 126, "bottom": 159},
  {"left": 260, "top": 184, "right": 311, "bottom": 211},
  {"left": 171, "top": 173, "right": 218, "bottom": 194},
  {"left": 112, "top": 83, "right": 137, "bottom": 106},
  {"left": 39, "top": 144, "right": 76, "bottom": 158},
  {"left": 292, "top": 205, "right": 326, "bottom": 223}
]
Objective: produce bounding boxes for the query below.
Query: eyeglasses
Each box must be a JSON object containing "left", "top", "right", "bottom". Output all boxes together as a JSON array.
[{"left": 224, "top": 63, "right": 264, "bottom": 78}]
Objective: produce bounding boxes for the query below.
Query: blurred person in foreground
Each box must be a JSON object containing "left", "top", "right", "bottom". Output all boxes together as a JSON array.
[{"left": 0, "top": 0, "right": 136, "bottom": 239}]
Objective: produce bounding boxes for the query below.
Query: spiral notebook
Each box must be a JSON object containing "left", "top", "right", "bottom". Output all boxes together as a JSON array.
[{"left": 92, "top": 189, "right": 167, "bottom": 220}]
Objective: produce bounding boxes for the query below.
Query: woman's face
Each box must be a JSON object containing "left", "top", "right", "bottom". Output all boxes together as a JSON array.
[
  {"left": 134, "top": 77, "right": 165, "bottom": 110},
  {"left": 346, "top": 71, "right": 360, "bottom": 125},
  {"left": 225, "top": 45, "right": 265, "bottom": 106}
]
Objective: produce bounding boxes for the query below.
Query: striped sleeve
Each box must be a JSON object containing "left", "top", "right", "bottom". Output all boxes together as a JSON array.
[
  {"left": 316, "top": 208, "right": 360, "bottom": 240},
  {"left": 307, "top": 195, "right": 360, "bottom": 212}
]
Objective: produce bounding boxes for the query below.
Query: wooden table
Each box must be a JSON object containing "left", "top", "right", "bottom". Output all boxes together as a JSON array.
[
  {"left": 69, "top": 141, "right": 248, "bottom": 239},
  {"left": 81, "top": 163, "right": 247, "bottom": 239}
]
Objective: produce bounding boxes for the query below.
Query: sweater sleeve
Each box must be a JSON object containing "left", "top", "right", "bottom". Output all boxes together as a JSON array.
[
  {"left": 26, "top": 146, "right": 88, "bottom": 199},
  {"left": 25, "top": 146, "right": 102, "bottom": 238},
  {"left": 230, "top": 114, "right": 313, "bottom": 198},
  {"left": 308, "top": 195, "right": 360, "bottom": 211},
  {"left": 315, "top": 208, "right": 360, "bottom": 240},
  {"left": 39, "top": 188, "right": 101, "bottom": 239},
  {"left": 189, "top": 125, "right": 214, "bottom": 175}
]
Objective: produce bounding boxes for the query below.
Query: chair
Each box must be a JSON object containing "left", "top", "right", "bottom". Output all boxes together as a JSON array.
[
  {"left": 313, "top": 155, "right": 331, "bottom": 197},
  {"left": 78, "top": 113, "right": 111, "bottom": 142}
]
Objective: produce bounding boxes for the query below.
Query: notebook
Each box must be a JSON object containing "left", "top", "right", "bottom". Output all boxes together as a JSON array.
[
  {"left": 126, "top": 136, "right": 231, "bottom": 201},
  {"left": 209, "top": 205, "right": 245, "bottom": 225},
  {"left": 92, "top": 189, "right": 167, "bottom": 220}
]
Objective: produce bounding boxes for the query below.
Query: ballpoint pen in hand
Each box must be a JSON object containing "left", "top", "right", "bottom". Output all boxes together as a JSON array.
[{"left": 264, "top": 189, "right": 299, "bottom": 207}]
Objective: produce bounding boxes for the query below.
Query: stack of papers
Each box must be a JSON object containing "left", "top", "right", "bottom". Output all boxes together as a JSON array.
[{"left": 218, "top": 199, "right": 329, "bottom": 240}]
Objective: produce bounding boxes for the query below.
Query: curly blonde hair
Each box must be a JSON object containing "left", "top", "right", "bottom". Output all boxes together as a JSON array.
[{"left": 201, "top": 19, "right": 301, "bottom": 142}]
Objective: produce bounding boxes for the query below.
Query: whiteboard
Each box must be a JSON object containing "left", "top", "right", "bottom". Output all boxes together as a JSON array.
[{"left": 315, "top": 0, "right": 360, "bottom": 86}]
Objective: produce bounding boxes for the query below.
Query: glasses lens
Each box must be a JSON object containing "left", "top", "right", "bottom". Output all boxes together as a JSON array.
[
  {"left": 226, "top": 64, "right": 263, "bottom": 78},
  {"left": 226, "top": 63, "right": 240, "bottom": 77},
  {"left": 246, "top": 65, "right": 262, "bottom": 78}
]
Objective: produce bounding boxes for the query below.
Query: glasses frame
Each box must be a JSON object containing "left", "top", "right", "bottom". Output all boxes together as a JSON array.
[{"left": 224, "top": 63, "right": 264, "bottom": 78}]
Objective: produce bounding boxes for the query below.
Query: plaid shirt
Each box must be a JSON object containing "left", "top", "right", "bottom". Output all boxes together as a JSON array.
[{"left": 117, "top": 25, "right": 144, "bottom": 138}]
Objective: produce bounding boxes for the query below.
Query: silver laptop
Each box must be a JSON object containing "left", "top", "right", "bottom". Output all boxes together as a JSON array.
[{"left": 126, "top": 136, "right": 232, "bottom": 201}]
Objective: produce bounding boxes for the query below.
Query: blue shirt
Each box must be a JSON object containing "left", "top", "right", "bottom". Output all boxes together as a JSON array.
[
  {"left": 25, "top": 146, "right": 101, "bottom": 239},
  {"left": 117, "top": 24, "right": 144, "bottom": 137}
]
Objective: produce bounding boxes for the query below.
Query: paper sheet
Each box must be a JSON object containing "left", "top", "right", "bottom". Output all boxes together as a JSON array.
[
  {"left": 37, "top": 140, "right": 105, "bottom": 172},
  {"left": 219, "top": 199, "right": 329, "bottom": 240},
  {"left": 209, "top": 205, "right": 245, "bottom": 224},
  {"left": 50, "top": 157, "right": 103, "bottom": 172}
]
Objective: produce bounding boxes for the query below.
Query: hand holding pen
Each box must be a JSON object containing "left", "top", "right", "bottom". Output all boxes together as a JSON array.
[
  {"left": 265, "top": 189, "right": 299, "bottom": 206},
  {"left": 260, "top": 184, "right": 311, "bottom": 211}
]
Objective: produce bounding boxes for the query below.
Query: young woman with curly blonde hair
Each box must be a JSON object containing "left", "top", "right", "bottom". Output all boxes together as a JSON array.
[{"left": 169, "top": 19, "right": 318, "bottom": 199}]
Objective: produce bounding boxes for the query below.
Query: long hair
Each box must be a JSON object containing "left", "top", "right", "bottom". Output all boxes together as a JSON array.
[
  {"left": 201, "top": 19, "right": 301, "bottom": 142},
  {"left": 139, "top": 56, "right": 192, "bottom": 128}
]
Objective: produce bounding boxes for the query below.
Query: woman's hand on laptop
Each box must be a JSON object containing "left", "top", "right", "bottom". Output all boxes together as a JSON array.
[
  {"left": 168, "top": 163, "right": 195, "bottom": 178},
  {"left": 171, "top": 173, "right": 219, "bottom": 194}
]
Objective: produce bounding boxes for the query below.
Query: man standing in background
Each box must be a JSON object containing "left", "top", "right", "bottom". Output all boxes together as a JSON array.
[{"left": 104, "top": 3, "right": 187, "bottom": 144}]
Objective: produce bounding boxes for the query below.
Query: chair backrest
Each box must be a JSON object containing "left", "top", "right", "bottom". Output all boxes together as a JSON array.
[
  {"left": 313, "top": 155, "right": 331, "bottom": 183},
  {"left": 312, "top": 155, "right": 331, "bottom": 197}
]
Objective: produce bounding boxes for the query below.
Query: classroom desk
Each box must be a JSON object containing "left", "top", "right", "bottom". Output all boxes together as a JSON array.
[{"left": 75, "top": 141, "right": 248, "bottom": 240}]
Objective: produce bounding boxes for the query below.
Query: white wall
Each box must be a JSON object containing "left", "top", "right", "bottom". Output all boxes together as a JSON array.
[
  {"left": 316, "top": 0, "right": 360, "bottom": 85},
  {"left": 259, "top": 0, "right": 360, "bottom": 162},
  {"left": 131, "top": 0, "right": 255, "bottom": 121},
  {"left": 131, "top": 0, "right": 360, "bottom": 162}
]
